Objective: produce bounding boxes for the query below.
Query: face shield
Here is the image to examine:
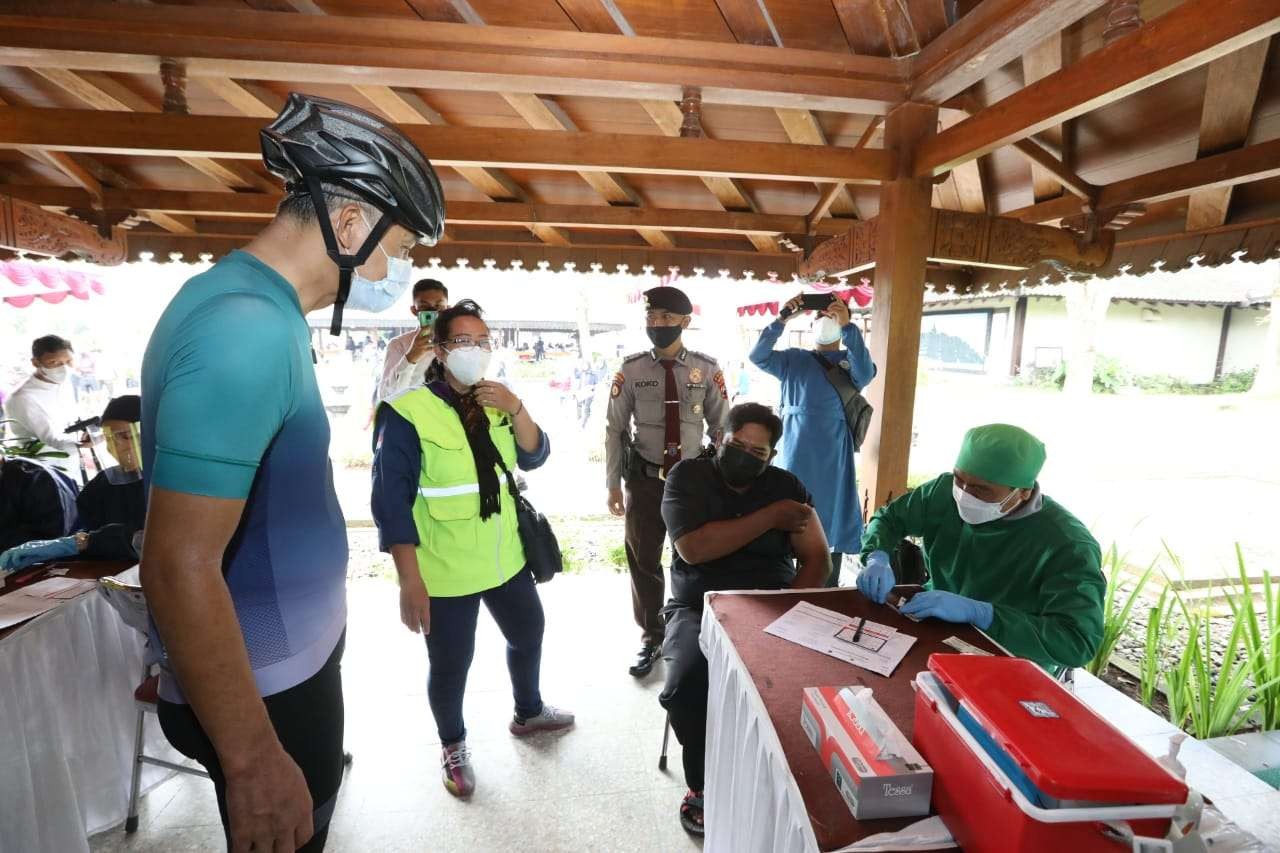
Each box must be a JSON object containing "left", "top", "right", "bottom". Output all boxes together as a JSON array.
[{"left": 102, "top": 422, "right": 143, "bottom": 485}]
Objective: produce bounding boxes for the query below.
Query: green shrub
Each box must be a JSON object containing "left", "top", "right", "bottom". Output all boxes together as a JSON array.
[
  {"left": 1131, "top": 368, "right": 1256, "bottom": 395},
  {"left": 607, "top": 543, "right": 628, "bottom": 572},
  {"left": 1085, "top": 546, "right": 1156, "bottom": 676}
]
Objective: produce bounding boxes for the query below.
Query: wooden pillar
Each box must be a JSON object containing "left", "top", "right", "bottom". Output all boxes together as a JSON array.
[
  {"left": 1009, "top": 295, "right": 1029, "bottom": 377},
  {"left": 1214, "top": 305, "right": 1233, "bottom": 380},
  {"left": 861, "top": 102, "right": 937, "bottom": 511}
]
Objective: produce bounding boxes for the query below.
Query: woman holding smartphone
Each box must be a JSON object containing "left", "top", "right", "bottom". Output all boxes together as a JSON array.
[
  {"left": 376, "top": 278, "right": 450, "bottom": 402},
  {"left": 371, "top": 299, "right": 574, "bottom": 798}
]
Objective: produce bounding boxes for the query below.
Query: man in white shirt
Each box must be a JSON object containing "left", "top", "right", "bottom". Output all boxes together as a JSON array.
[
  {"left": 377, "top": 279, "right": 449, "bottom": 402},
  {"left": 5, "top": 335, "right": 82, "bottom": 478}
]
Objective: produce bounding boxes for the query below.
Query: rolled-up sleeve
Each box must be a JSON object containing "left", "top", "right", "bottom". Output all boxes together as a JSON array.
[
  {"left": 516, "top": 428, "right": 551, "bottom": 471},
  {"left": 371, "top": 405, "right": 422, "bottom": 552}
]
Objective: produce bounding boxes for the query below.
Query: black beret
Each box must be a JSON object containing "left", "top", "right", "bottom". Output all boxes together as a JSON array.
[
  {"left": 101, "top": 395, "right": 141, "bottom": 423},
  {"left": 643, "top": 286, "right": 692, "bottom": 315}
]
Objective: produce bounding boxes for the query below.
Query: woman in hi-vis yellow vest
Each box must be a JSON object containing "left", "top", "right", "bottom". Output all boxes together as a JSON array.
[{"left": 372, "top": 299, "right": 574, "bottom": 798}]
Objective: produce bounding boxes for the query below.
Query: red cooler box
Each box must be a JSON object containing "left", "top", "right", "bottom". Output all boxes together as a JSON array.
[{"left": 913, "top": 655, "right": 1191, "bottom": 852}]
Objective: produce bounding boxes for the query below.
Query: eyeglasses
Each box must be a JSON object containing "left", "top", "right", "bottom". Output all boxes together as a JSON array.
[{"left": 443, "top": 337, "right": 494, "bottom": 352}]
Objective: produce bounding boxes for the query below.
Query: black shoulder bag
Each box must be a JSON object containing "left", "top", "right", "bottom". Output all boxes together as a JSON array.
[
  {"left": 809, "top": 351, "right": 874, "bottom": 451},
  {"left": 495, "top": 438, "right": 563, "bottom": 585}
]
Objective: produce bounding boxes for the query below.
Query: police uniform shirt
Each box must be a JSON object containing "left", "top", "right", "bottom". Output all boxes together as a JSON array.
[{"left": 604, "top": 348, "right": 728, "bottom": 489}]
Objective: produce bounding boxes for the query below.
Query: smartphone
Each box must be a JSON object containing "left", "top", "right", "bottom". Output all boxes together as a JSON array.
[
  {"left": 800, "top": 293, "right": 835, "bottom": 312},
  {"left": 418, "top": 310, "right": 438, "bottom": 327}
]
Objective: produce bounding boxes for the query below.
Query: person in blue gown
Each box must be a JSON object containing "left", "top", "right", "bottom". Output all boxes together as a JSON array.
[{"left": 748, "top": 293, "right": 876, "bottom": 585}]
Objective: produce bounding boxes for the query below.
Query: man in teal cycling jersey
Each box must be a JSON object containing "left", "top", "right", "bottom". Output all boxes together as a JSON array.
[{"left": 140, "top": 94, "right": 444, "bottom": 853}]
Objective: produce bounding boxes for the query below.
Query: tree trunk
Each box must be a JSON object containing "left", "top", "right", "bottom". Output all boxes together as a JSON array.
[
  {"left": 1253, "top": 273, "right": 1280, "bottom": 397},
  {"left": 1063, "top": 277, "right": 1113, "bottom": 396}
]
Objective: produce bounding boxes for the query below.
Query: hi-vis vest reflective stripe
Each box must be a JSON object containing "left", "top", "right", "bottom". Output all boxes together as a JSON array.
[{"left": 387, "top": 389, "right": 525, "bottom": 598}]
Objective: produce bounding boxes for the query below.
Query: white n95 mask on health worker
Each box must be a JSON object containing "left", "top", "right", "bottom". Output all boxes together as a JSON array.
[{"left": 952, "top": 481, "right": 1017, "bottom": 525}]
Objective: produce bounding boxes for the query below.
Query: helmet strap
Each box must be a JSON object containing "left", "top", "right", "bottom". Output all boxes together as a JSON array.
[{"left": 305, "top": 176, "right": 394, "bottom": 336}]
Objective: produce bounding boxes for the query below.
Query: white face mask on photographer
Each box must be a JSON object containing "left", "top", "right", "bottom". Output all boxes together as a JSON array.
[
  {"left": 446, "top": 346, "right": 491, "bottom": 387},
  {"left": 814, "top": 316, "right": 843, "bottom": 346},
  {"left": 952, "top": 481, "right": 1020, "bottom": 525},
  {"left": 40, "top": 365, "right": 69, "bottom": 384},
  {"left": 344, "top": 214, "right": 414, "bottom": 313}
]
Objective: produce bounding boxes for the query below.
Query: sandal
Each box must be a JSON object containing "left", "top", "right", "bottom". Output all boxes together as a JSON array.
[{"left": 679, "top": 789, "right": 705, "bottom": 836}]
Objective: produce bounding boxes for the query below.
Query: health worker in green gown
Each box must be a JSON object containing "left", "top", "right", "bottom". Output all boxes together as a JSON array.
[{"left": 857, "top": 424, "right": 1105, "bottom": 671}]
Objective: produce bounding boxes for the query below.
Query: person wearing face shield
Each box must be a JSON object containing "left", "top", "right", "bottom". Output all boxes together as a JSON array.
[
  {"left": 657, "top": 403, "right": 831, "bottom": 835},
  {"left": 138, "top": 94, "right": 444, "bottom": 853},
  {"left": 0, "top": 395, "right": 146, "bottom": 572},
  {"left": 371, "top": 299, "right": 573, "bottom": 799},
  {"left": 857, "top": 424, "right": 1105, "bottom": 672},
  {"left": 749, "top": 293, "right": 876, "bottom": 587},
  {"left": 4, "top": 335, "right": 83, "bottom": 478},
  {"left": 604, "top": 286, "right": 730, "bottom": 678}
]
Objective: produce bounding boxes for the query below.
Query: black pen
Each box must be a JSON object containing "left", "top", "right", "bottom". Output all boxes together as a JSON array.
[{"left": 851, "top": 616, "right": 866, "bottom": 643}]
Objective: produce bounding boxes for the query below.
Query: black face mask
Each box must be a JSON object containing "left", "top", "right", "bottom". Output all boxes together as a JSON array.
[
  {"left": 717, "top": 444, "right": 768, "bottom": 488},
  {"left": 646, "top": 325, "right": 682, "bottom": 350}
]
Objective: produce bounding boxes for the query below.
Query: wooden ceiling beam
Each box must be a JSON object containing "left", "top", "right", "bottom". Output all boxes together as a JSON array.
[
  {"left": 1185, "top": 38, "right": 1271, "bottom": 231},
  {"left": 831, "top": 0, "right": 923, "bottom": 58},
  {"left": 4, "top": 186, "right": 854, "bottom": 236},
  {"left": 30, "top": 66, "right": 277, "bottom": 195},
  {"left": 0, "top": 1, "right": 908, "bottom": 114},
  {"left": 637, "top": 99, "right": 778, "bottom": 253},
  {"left": 1003, "top": 136, "right": 1280, "bottom": 223},
  {"left": 915, "top": 0, "right": 1280, "bottom": 175},
  {"left": 911, "top": 0, "right": 1106, "bottom": 103},
  {"left": 197, "top": 77, "right": 283, "bottom": 119},
  {"left": 773, "top": 108, "right": 862, "bottom": 219},
  {"left": 0, "top": 106, "right": 897, "bottom": 184},
  {"left": 1021, "top": 32, "right": 1067, "bottom": 202}
]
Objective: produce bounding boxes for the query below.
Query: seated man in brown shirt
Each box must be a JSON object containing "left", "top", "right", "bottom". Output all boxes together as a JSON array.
[{"left": 658, "top": 402, "right": 830, "bottom": 836}]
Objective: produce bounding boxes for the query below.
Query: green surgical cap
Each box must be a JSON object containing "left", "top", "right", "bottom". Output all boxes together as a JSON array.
[{"left": 955, "top": 424, "right": 1045, "bottom": 489}]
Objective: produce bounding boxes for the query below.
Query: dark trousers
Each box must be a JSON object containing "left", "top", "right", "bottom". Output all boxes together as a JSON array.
[
  {"left": 826, "top": 551, "right": 844, "bottom": 588},
  {"left": 624, "top": 475, "right": 668, "bottom": 646},
  {"left": 425, "top": 567, "right": 545, "bottom": 745},
  {"left": 658, "top": 605, "right": 707, "bottom": 792},
  {"left": 157, "top": 633, "right": 346, "bottom": 853}
]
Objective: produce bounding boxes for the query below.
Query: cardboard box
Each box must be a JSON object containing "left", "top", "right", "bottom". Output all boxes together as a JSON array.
[{"left": 801, "top": 686, "right": 933, "bottom": 820}]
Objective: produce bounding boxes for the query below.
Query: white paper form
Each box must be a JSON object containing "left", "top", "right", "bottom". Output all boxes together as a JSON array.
[
  {"left": 764, "top": 600, "right": 917, "bottom": 677},
  {"left": 0, "top": 577, "right": 96, "bottom": 630}
]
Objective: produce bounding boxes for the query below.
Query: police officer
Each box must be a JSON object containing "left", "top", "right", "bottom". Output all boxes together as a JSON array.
[{"left": 606, "top": 286, "right": 728, "bottom": 677}]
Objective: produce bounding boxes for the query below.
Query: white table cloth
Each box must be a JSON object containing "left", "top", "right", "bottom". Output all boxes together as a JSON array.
[
  {"left": 0, "top": 581, "right": 182, "bottom": 853},
  {"left": 701, "top": 592, "right": 822, "bottom": 853}
]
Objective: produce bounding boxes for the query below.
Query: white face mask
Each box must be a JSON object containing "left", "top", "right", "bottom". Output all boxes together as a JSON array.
[
  {"left": 40, "top": 365, "right": 69, "bottom": 384},
  {"left": 814, "top": 316, "right": 843, "bottom": 346},
  {"left": 344, "top": 216, "right": 414, "bottom": 313},
  {"left": 445, "top": 346, "right": 491, "bottom": 387},
  {"left": 953, "top": 481, "right": 1020, "bottom": 525}
]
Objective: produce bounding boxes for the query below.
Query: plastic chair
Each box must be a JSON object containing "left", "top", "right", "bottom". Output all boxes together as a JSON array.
[{"left": 97, "top": 574, "right": 210, "bottom": 833}]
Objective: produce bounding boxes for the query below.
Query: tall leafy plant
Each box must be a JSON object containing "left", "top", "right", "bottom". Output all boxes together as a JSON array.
[
  {"left": 1139, "top": 586, "right": 1177, "bottom": 709},
  {"left": 1228, "top": 546, "right": 1280, "bottom": 731},
  {"left": 1085, "top": 545, "right": 1157, "bottom": 676}
]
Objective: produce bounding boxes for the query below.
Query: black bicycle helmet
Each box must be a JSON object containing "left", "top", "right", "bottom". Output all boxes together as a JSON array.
[{"left": 260, "top": 93, "right": 446, "bottom": 333}]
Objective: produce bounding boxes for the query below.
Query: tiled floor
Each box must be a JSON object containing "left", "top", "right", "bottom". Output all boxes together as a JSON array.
[{"left": 90, "top": 573, "right": 703, "bottom": 853}]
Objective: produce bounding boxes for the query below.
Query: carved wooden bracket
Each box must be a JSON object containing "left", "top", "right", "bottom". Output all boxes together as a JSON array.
[
  {"left": 160, "top": 58, "right": 189, "bottom": 115},
  {"left": 1102, "top": 1, "right": 1143, "bottom": 45},
  {"left": 0, "top": 192, "right": 128, "bottom": 264},
  {"left": 798, "top": 209, "right": 1115, "bottom": 279},
  {"left": 679, "top": 87, "right": 703, "bottom": 138}
]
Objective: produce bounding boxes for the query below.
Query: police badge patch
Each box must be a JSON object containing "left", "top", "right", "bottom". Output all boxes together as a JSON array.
[
  {"left": 712, "top": 371, "right": 728, "bottom": 400},
  {"left": 611, "top": 372, "right": 624, "bottom": 398},
  {"left": 689, "top": 367, "right": 703, "bottom": 383}
]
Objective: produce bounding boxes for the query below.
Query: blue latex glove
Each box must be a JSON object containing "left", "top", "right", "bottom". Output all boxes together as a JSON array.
[
  {"left": 856, "top": 550, "right": 895, "bottom": 604},
  {"left": 900, "top": 590, "right": 994, "bottom": 630},
  {"left": 0, "top": 537, "right": 78, "bottom": 572}
]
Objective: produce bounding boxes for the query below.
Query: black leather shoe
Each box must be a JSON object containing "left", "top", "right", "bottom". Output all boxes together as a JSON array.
[{"left": 629, "top": 644, "right": 661, "bottom": 677}]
